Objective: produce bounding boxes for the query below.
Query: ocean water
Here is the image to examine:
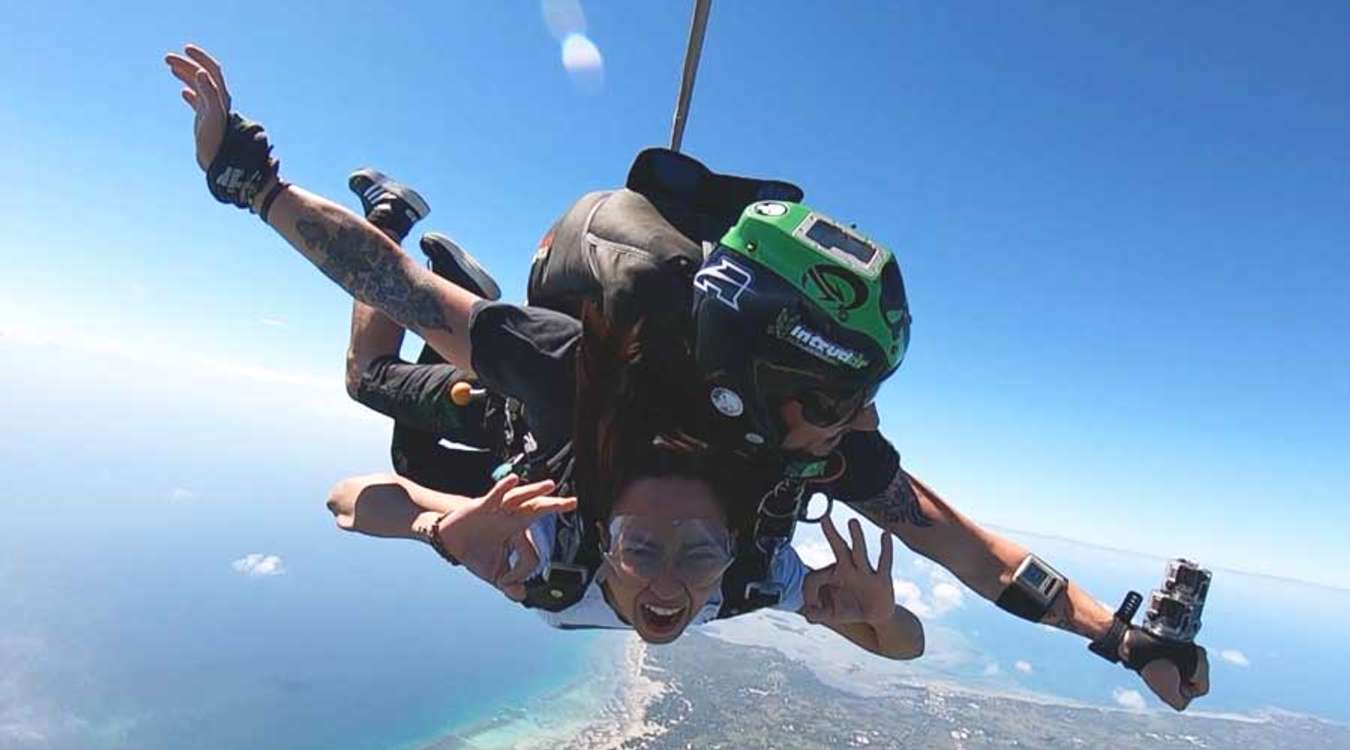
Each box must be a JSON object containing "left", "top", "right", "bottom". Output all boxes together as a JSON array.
[
  {"left": 0, "top": 339, "right": 609, "bottom": 750},
  {"left": 4, "top": 333, "right": 1347, "bottom": 749}
]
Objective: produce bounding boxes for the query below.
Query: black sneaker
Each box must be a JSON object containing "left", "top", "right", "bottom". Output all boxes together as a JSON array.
[
  {"left": 348, "top": 167, "right": 431, "bottom": 242},
  {"left": 419, "top": 232, "right": 502, "bottom": 300}
]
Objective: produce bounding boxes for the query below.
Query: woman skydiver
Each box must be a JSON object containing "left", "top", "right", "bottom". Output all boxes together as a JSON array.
[{"left": 164, "top": 45, "right": 924, "bottom": 657}]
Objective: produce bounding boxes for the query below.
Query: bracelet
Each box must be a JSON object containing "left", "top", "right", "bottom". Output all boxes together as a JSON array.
[
  {"left": 425, "top": 512, "right": 462, "bottom": 566},
  {"left": 258, "top": 180, "right": 289, "bottom": 223}
]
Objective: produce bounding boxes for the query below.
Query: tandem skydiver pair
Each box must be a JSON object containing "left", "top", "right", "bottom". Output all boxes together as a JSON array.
[
  {"left": 166, "top": 43, "right": 1210, "bottom": 709},
  {"left": 328, "top": 162, "right": 923, "bottom": 650}
]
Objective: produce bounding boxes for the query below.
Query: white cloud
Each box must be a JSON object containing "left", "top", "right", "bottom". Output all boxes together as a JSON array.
[
  {"left": 169, "top": 487, "right": 194, "bottom": 501},
  {"left": 1220, "top": 649, "right": 1250, "bottom": 667},
  {"left": 0, "top": 313, "right": 385, "bottom": 430},
  {"left": 259, "top": 317, "right": 287, "bottom": 328},
  {"left": 232, "top": 553, "right": 286, "bottom": 577},
  {"left": 1014, "top": 660, "right": 1033, "bottom": 674},
  {"left": 0, "top": 721, "right": 46, "bottom": 744},
  {"left": 795, "top": 539, "right": 834, "bottom": 570},
  {"left": 1113, "top": 688, "right": 1146, "bottom": 711},
  {"left": 981, "top": 662, "right": 1001, "bottom": 676},
  {"left": 930, "top": 582, "right": 965, "bottom": 616},
  {"left": 893, "top": 577, "right": 932, "bottom": 618}
]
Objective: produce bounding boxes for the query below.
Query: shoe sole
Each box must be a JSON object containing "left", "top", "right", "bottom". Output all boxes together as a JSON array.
[
  {"left": 421, "top": 232, "right": 502, "bottom": 301},
  {"left": 348, "top": 167, "right": 431, "bottom": 219}
]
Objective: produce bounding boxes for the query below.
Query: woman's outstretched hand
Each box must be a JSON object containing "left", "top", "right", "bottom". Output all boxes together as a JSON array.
[
  {"left": 435, "top": 474, "right": 577, "bottom": 594},
  {"left": 802, "top": 516, "right": 896, "bottom": 628},
  {"left": 164, "top": 44, "right": 230, "bottom": 171}
]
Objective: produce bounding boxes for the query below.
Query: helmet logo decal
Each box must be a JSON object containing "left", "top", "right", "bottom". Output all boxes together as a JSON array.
[
  {"left": 753, "top": 201, "right": 789, "bottom": 217},
  {"left": 694, "top": 258, "right": 753, "bottom": 311},
  {"left": 801, "top": 265, "right": 868, "bottom": 313},
  {"left": 770, "top": 310, "right": 869, "bottom": 370},
  {"left": 710, "top": 387, "right": 745, "bottom": 417}
]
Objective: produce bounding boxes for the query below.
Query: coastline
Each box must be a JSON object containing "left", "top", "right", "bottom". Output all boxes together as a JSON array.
[{"left": 414, "top": 635, "right": 671, "bottom": 750}]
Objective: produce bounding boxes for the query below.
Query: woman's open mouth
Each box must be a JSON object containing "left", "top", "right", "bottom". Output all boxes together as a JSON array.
[{"left": 637, "top": 602, "right": 687, "bottom": 639}]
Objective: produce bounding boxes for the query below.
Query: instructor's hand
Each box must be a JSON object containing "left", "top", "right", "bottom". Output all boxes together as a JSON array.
[
  {"left": 164, "top": 44, "right": 230, "bottom": 171},
  {"left": 1127, "top": 630, "right": 1211, "bottom": 711},
  {"left": 435, "top": 475, "right": 576, "bottom": 593}
]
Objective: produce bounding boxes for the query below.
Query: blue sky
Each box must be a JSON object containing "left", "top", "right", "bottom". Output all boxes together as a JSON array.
[{"left": 1, "top": 1, "right": 1347, "bottom": 588}]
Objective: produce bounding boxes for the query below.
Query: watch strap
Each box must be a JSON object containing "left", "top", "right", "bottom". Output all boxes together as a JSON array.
[{"left": 1089, "top": 590, "right": 1142, "bottom": 664}]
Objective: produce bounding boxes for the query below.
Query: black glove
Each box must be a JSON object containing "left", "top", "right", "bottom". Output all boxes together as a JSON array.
[
  {"left": 205, "top": 112, "right": 279, "bottom": 210},
  {"left": 1123, "top": 626, "right": 1202, "bottom": 682}
]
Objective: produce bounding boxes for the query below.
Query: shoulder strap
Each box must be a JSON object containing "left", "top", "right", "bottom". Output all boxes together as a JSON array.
[
  {"left": 716, "top": 475, "right": 807, "bottom": 618},
  {"left": 519, "top": 503, "right": 606, "bottom": 613}
]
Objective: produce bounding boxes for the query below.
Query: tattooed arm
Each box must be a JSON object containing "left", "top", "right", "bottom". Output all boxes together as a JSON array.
[
  {"left": 255, "top": 180, "right": 480, "bottom": 372},
  {"left": 850, "top": 470, "right": 1113, "bottom": 642},
  {"left": 163, "top": 45, "right": 478, "bottom": 371}
]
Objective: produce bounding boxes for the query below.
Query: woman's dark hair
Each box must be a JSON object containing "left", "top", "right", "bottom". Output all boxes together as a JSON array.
[{"left": 571, "top": 302, "right": 755, "bottom": 532}]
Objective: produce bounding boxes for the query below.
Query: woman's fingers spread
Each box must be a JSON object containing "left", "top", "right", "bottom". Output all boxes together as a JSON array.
[
  {"left": 496, "top": 531, "right": 538, "bottom": 588},
  {"left": 848, "top": 518, "right": 869, "bottom": 571},
  {"left": 878, "top": 532, "right": 895, "bottom": 578},
  {"left": 513, "top": 495, "right": 576, "bottom": 517},
  {"left": 802, "top": 568, "right": 826, "bottom": 610},
  {"left": 821, "top": 516, "right": 852, "bottom": 570},
  {"left": 482, "top": 474, "right": 522, "bottom": 509},
  {"left": 500, "top": 479, "right": 557, "bottom": 511}
]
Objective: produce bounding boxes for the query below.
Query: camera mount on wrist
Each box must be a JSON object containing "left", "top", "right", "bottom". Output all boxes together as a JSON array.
[
  {"left": 1091, "top": 558, "right": 1211, "bottom": 682},
  {"left": 1144, "top": 558, "right": 1211, "bottom": 642}
]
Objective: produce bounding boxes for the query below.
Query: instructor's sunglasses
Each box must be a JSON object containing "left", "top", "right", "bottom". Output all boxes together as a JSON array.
[{"left": 797, "top": 383, "right": 878, "bottom": 429}]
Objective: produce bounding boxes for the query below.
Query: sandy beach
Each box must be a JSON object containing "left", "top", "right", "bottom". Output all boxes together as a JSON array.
[{"left": 421, "top": 636, "right": 671, "bottom": 750}]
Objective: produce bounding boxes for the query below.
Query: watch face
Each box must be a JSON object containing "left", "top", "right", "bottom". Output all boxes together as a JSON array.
[{"left": 1022, "top": 564, "right": 1048, "bottom": 588}]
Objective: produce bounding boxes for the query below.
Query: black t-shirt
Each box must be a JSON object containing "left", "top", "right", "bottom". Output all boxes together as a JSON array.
[
  {"left": 467, "top": 300, "right": 899, "bottom": 511},
  {"left": 468, "top": 300, "right": 581, "bottom": 469}
]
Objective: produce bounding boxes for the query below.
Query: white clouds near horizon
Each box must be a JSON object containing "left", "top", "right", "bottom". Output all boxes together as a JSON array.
[
  {"left": 1113, "top": 688, "right": 1147, "bottom": 711},
  {"left": 1221, "top": 649, "right": 1251, "bottom": 667},
  {"left": 232, "top": 554, "right": 286, "bottom": 577}
]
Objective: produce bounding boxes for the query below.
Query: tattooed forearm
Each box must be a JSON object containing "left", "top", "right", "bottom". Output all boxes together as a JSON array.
[
  {"left": 853, "top": 468, "right": 933, "bottom": 528},
  {"left": 294, "top": 212, "right": 450, "bottom": 333}
]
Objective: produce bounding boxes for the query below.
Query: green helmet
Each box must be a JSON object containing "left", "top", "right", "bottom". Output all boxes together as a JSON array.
[{"left": 691, "top": 201, "right": 911, "bottom": 450}]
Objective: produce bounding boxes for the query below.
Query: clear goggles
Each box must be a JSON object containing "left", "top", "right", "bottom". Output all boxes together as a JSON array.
[{"left": 604, "top": 514, "right": 735, "bottom": 588}]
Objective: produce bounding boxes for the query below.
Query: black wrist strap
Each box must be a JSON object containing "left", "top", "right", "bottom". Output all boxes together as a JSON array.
[
  {"left": 996, "top": 583, "right": 1051, "bottom": 622},
  {"left": 1089, "top": 590, "right": 1142, "bottom": 664}
]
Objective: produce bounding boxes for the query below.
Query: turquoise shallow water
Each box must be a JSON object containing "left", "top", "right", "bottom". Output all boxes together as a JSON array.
[
  {"left": 0, "top": 341, "right": 608, "bottom": 750},
  {"left": 1, "top": 475, "right": 609, "bottom": 750}
]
